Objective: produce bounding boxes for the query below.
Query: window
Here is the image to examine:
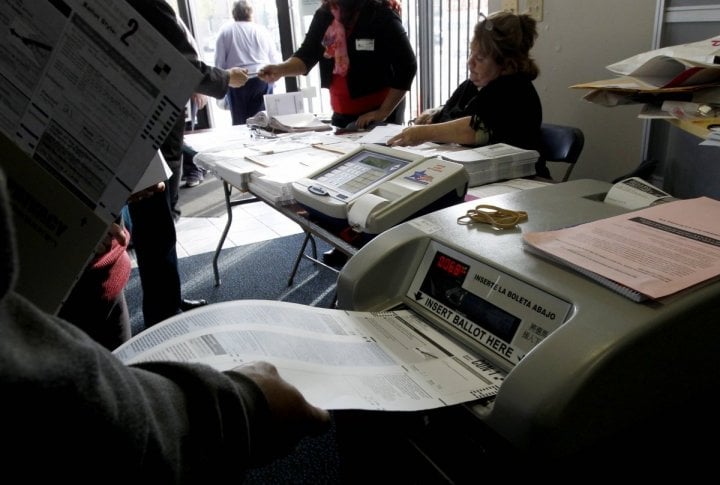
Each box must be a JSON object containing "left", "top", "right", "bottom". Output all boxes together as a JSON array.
[
  {"left": 172, "top": 0, "right": 286, "bottom": 128},
  {"left": 282, "top": 0, "right": 486, "bottom": 123},
  {"left": 404, "top": 0, "right": 486, "bottom": 121},
  {"left": 174, "top": 0, "right": 487, "bottom": 127}
]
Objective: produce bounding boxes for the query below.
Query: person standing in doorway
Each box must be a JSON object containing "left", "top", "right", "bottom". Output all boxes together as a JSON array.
[{"left": 215, "top": 1, "right": 282, "bottom": 125}]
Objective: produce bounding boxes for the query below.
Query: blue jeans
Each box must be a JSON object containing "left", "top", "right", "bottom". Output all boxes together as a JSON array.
[{"left": 227, "top": 77, "right": 274, "bottom": 125}]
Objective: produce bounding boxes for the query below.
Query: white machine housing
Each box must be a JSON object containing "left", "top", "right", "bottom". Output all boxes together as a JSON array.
[
  {"left": 291, "top": 144, "right": 468, "bottom": 234},
  {"left": 336, "top": 179, "right": 720, "bottom": 460}
]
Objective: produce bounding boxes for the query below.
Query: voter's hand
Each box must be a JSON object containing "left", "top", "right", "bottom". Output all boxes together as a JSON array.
[
  {"left": 228, "top": 67, "right": 249, "bottom": 88},
  {"left": 94, "top": 222, "right": 129, "bottom": 256},
  {"left": 128, "top": 182, "right": 165, "bottom": 204},
  {"left": 228, "top": 361, "right": 331, "bottom": 464},
  {"left": 191, "top": 93, "right": 208, "bottom": 110}
]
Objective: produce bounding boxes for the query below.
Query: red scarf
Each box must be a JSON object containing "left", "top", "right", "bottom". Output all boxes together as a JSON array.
[
  {"left": 322, "top": 7, "right": 349, "bottom": 76},
  {"left": 321, "top": 1, "right": 402, "bottom": 76}
]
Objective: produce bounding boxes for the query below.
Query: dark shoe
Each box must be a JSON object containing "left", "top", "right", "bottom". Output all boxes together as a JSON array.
[
  {"left": 183, "top": 177, "right": 202, "bottom": 188},
  {"left": 183, "top": 167, "right": 206, "bottom": 188},
  {"left": 322, "top": 248, "right": 348, "bottom": 268},
  {"left": 180, "top": 298, "right": 208, "bottom": 311}
]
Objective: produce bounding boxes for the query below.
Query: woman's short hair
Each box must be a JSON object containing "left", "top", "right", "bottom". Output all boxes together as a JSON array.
[
  {"left": 232, "top": 1, "right": 253, "bottom": 22},
  {"left": 474, "top": 11, "right": 539, "bottom": 79}
]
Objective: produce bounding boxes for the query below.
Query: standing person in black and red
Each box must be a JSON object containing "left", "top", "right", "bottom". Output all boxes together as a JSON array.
[
  {"left": 259, "top": 0, "right": 416, "bottom": 130},
  {"left": 259, "top": 0, "right": 417, "bottom": 266}
]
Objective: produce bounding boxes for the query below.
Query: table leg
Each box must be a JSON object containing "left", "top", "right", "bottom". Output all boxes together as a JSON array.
[
  {"left": 213, "top": 181, "right": 258, "bottom": 286},
  {"left": 212, "top": 181, "right": 234, "bottom": 286},
  {"left": 288, "top": 231, "right": 314, "bottom": 286}
]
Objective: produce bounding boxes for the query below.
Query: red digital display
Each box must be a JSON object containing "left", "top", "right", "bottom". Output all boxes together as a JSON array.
[{"left": 435, "top": 254, "right": 469, "bottom": 278}]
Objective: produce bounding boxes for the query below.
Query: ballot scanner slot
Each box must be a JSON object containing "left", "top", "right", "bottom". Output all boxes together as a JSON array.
[
  {"left": 404, "top": 241, "right": 574, "bottom": 371},
  {"left": 582, "top": 191, "right": 609, "bottom": 202}
]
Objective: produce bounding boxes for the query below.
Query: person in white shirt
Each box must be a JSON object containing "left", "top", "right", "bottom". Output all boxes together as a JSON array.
[{"left": 215, "top": 1, "right": 282, "bottom": 125}]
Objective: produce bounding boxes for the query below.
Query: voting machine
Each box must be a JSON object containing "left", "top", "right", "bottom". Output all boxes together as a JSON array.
[
  {"left": 333, "top": 179, "right": 720, "bottom": 479},
  {"left": 291, "top": 144, "right": 468, "bottom": 235}
]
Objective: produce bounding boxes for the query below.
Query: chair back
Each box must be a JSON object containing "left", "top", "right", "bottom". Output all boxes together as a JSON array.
[{"left": 539, "top": 123, "right": 585, "bottom": 182}]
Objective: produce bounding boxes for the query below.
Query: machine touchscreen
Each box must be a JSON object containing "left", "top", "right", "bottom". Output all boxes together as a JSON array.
[
  {"left": 308, "top": 148, "right": 411, "bottom": 200},
  {"left": 291, "top": 144, "right": 468, "bottom": 232}
]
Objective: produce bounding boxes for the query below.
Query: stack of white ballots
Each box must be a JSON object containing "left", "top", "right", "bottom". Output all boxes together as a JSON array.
[
  {"left": 247, "top": 111, "right": 332, "bottom": 133},
  {"left": 441, "top": 143, "right": 538, "bottom": 187}
]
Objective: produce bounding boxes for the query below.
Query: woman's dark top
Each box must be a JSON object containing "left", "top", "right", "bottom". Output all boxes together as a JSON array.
[
  {"left": 432, "top": 74, "right": 547, "bottom": 178},
  {"left": 293, "top": 4, "right": 417, "bottom": 100}
]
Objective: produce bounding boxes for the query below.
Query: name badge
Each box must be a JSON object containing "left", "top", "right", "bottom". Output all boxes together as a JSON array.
[{"left": 356, "top": 39, "right": 375, "bottom": 51}]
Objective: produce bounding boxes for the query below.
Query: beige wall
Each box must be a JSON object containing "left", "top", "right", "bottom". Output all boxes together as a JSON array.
[{"left": 489, "top": 0, "right": 658, "bottom": 182}]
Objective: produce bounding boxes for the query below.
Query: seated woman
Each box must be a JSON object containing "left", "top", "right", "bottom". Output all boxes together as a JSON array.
[{"left": 388, "top": 11, "right": 548, "bottom": 178}]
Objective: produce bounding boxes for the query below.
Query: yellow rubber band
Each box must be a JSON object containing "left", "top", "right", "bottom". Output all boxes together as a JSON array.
[{"left": 457, "top": 204, "right": 528, "bottom": 230}]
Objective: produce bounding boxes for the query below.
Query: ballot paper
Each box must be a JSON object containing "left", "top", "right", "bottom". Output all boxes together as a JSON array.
[
  {"left": 606, "top": 35, "right": 720, "bottom": 77},
  {"left": 114, "top": 301, "right": 504, "bottom": 411},
  {"left": 0, "top": 0, "right": 201, "bottom": 312},
  {"left": 603, "top": 177, "right": 676, "bottom": 210},
  {"left": 133, "top": 152, "right": 173, "bottom": 192},
  {"left": 355, "top": 123, "right": 404, "bottom": 144},
  {"left": 189, "top": 129, "right": 358, "bottom": 202},
  {"left": 264, "top": 91, "right": 304, "bottom": 116}
]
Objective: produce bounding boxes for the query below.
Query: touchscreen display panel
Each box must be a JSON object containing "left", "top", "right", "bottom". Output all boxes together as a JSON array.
[{"left": 313, "top": 148, "right": 410, "bottom": 195}]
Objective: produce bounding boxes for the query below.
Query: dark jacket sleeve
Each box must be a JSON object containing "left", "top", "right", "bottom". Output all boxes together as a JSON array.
[
  {"left": 0, "top": 292, "right": 273, "bottom": 483},
  {"left": 470, "top": 74, "right": 545, "bottom": 176},
  {"left": 0, "top": 167, "right": 272, "bottom": 483},
  {"left": 126, "top": 0, "right": 228, "bottom": 98}
]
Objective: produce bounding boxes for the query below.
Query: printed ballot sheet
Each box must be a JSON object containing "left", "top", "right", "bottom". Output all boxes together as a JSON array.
[
  {"left": 523, "top": 197, "right": 720, "bottom": 300},
  {"left": 114, "top": 300, "right": 504, "bottom": 411},
  {"left": 0, "top": 0, "right": 200, "bottom": 312},
  {"left": 603, "top": 177, "right": 675, "bottom": 210}
]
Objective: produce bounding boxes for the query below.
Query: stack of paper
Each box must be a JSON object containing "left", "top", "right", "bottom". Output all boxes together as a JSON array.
[
  {"left": 440, "top": 143, "right": 538, "bottom": 186},
  {"left": 270, "top": 113, "right": 332, "bottom": 132},
  {"left": 523, "top": 196, "right": 720, "bottom": 302},
  {"left": 571, "top": 36, "right": 720, "bottom": 113},
  {"left": 246, "top": 111, "right": 332, "bottom": 133},
  {"left": 190, "top": 130, "right": 349, "bottom": 203}
]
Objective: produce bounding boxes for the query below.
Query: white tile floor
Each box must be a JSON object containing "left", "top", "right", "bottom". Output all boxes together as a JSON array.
[
  {"left": 130, "top": 200, "right": 303, "bottom": 267},
  {"left": 175, "top": 199, "right": 303, "bottom": 258}
]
